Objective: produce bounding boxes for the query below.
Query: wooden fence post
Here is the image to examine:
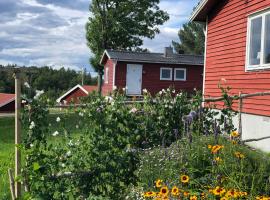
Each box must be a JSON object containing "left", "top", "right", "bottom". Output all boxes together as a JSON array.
[
  {"left": 238, "top": 92, "right": 243, "bottom": 139},
  {"left": 14, "top": 71, "right": 21, "bottom": 198}
]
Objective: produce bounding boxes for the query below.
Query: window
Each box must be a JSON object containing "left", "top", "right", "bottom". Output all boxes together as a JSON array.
[
  {"left": 174, "top": 68, "right": 186, "bottom": 81},
  {"left": 247, "top": 9, "right": 270, "bottom": 70},
  {"left": 160, "top": 68, "right": 172, "bottom": 80},
  {"left": 105, "top": 67, "right": 109, "bottom": 83}
]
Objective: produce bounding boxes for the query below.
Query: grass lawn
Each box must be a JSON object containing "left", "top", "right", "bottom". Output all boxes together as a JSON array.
[{"left": 0, "top": 112, "right": 80, "bottom": 199}]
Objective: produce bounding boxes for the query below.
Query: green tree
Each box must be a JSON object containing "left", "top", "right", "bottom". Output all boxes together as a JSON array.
[
  {"left": 172, "top": 22, "right": 205, "bottom": 55},
  {"left": 86, "top": 0, "right": 169, "bottom": 93}
]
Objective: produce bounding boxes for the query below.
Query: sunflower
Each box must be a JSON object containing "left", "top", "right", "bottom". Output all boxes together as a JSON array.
[
  {"left": 155, "top": 179, "right": 163, "bottom": 188},
  {"left": 144, "top": 191, "right": 156, "bottom": 198},
  {"left": 180, "top": 175, "right": 190, "bottom": 183},
  {"left": 183, "top": 191, "right": 190, "bottom": 197},
  {"left": 231, "top": 131, "right": 240, "bottom": 138},
  {"left": 235, "top": 152, "right": 245, "bottom": 159},
  {"left": 159, "top": 186, "right": 169, "bottom": 196},
  {"left": 190, "top": 195, "right": 197, "bottom": 200},
  {"left": 171, "top": 186, "right": 180, "bottom": 196},
  {"left": 212, "top": 186, "right": 226, "bottom": 196}
]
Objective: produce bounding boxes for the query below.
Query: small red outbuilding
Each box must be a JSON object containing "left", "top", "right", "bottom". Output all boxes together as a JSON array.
[
  {"left": 100, "top": 47, "right": 204, "bottom": 96},
  {"left": 56, "top": 84, "right": 97, "bottom": 105},
  {"left": 0, "top": 93, "right": 15, "bottom": 113}
]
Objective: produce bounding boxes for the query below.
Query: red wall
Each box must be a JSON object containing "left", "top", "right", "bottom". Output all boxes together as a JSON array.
[
  {"left": 205, "top": 0, "right": 270, "bottom": 116},
  {"left": 102, "top": 59, "right": 115, "bottom": 95},
  {"left": 0, "top": 101, "right": 15, "bottom": 113},
  {"left": 61, "top": 88, "right": 88, "bottom": 104},
  {"left": 104, "top": 60, "right": 203, "bottom": 95}
]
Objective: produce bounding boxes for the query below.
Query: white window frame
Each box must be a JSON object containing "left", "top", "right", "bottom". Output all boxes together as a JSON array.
[
  {"left": 174, "top": 68, "right": 187, "bottom": 81},
  {"left": 160, "top": 67, "right": 172, "bottom": 80},
  {"left": 105, "top": 67, "right": 109, "bottom": 84},
  {"left": 246, "top": 8, "right": 270, "bottom": 71}
]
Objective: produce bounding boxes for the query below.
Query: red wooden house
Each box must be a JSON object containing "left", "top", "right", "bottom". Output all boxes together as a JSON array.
[
  {"left": 100, "top": 47, "right": 204, "bottom": 96},
  {"left": 0, "top": 93, "right": 15, "bottom": 113},
  {"left": 191, "top": 0, "right": 270, "bottom": 151},
  {"left": 56, "top": 84, "right": 97, "bottom": 105}
]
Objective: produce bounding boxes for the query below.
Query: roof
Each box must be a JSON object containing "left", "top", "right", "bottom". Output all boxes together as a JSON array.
[
  {"left": 100, "top": 50, "right": 204, "bottom": 66},
  {"left": 190, "top": 0, "right": 217, "bottom": 22},
  {"left": 0, "top": 93, "right": 15, "bottom": 107},
  {"left": 56, "top": 84, "right": 97, "bottom": 103}
]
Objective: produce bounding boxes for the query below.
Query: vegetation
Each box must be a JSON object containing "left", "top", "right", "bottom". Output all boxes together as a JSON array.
[
  {"left": 172, "top": 22, "right": 205, "bottom": 55},
  {"left": 0, "top": 65, "right": 97, "bottom": 100},
  {"left": 86, "top": 0, "right": 170, "bottom": 92},
  {"left": 1, "top": 85, "right": 270, "bottom": 199}
]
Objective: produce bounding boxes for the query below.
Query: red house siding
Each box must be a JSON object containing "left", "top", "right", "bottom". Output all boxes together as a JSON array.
[
  {"left": 205, "top": 0, "right": 270, "bottom": 116},
  {"left": 102, "top": 59, "right": 115, "bottom": 95},
  {"left": 61, "top": 88, "right": 88, "bottom": 104},
  {"left": 104, "top": 60, "right": 203, "bottom": 95}
]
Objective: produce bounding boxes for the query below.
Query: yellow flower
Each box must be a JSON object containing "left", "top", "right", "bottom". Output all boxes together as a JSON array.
[
  {"left": 155, "top": 179, "right": 163, "bottom": 188},
  {"left": 190, "top": 195, "right": 197, "bottom": 200},
  {"left": 235, "top": 151, "right": 245, "bottom": 159},
  {"left": 200, "top": 192, "right": 206, "bottom": 199},
  {"left": 183, "top": 191, "right": 190, "bottom": 197},
  {"left": 209, "top": 145, "right": 224, "bottom": 154},
  {"left": 208, "top": 144, "right": 212, "bottom": 149},
  {"left": 214, "top": 157, "right": 222, "bottom": 163},
  {"left": 220, "top": 197, "right": 229, "bottom": 200},
  {"left": 144, "top": 191, "right": 156, "bottom": 197},
  {"left": 180, "top": 175, "right": 190, "bottom": 183},
  {"left": 231, "top": 131, "right": 240, "bottom": 138},
  {"left": 171, "top": 186, "right": 180, "bottom": 196},
  {"left": 159, "top": 186, "right": 169, "bottom": 197},
  {"left": 225, "top": 189, "right": 238, "bottom": 198},
  {"left": 212, "top": 186, "right": 226, "bottom": 196}
]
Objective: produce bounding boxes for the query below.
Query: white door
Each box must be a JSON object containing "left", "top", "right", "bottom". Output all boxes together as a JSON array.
[{"left": 126, "top": 64, "right": 142, "bottom": 95}]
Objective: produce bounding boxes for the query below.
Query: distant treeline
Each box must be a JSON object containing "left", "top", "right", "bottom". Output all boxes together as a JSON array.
[{"left": 0, "top": 65, "right": 97, "bottom": 100}]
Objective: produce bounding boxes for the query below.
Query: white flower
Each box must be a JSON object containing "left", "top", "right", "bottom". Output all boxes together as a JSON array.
[
  {"left": 56, "top": 117, "right": 61, "bottom": 122},
  {"left": 113, "top": 86, "right": 117, "bottom": 90},
  {"left": 66, "top": 150, "right": 71, "bottom": 157},
  {"left": 61, "top": 163, "right": 65, "bottom": 168},
  {"left": 34, "top": 90, "right": 44, "bottom": 100},
  {"left": 122, "top": 87, "right": 126, "bottom": 91},
  {"left": 30, "top": 143, "right": 34, "bottom": 148},
  {"left": 24, "top": 82, "right": 30, "bottom": 88},
  {"left": 68, "top": 140, "right": 74, "bottom": 146},
  {"left": 129, "top": 108, "right": 138, "bottom": 113},
  {"left": 76, "top": 125, "right": 79, "bottom": 129},
  {"left": 79, "top": 112, "right": 84, "bottom": 117},
  {"left": 159, "top": 91, "right": 162, "bottom": 95},
  {"left": 105, "top": 96, "right": 113, "bottom": 103},
  {"left": 172, "top": 90, "right": 176, "bottom": 94},
  {"left": 52, "top": 131, "right": 59, "bottom": 136},
  {"left": 162, "top": 89, "right": 166, "bottom": 93},
  {"left": 29, "top": 121, "right": 35, "bottom": 129},
  {"left": 143, "top": 88, "right": 148, "bottom": 93},
  {"left": 22, "top": 100, "right": 27, "bottom": 104}
]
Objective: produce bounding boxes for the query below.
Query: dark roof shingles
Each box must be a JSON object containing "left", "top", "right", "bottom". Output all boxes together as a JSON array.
[{"left": 106, "top": 50, "right": 204, "bottom": 65}]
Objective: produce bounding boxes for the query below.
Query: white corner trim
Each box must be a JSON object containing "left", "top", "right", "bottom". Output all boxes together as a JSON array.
[
  {"left": 112, "top": 60, "right": 117, "bottom": 88},
  {"left": 202, "top": 16, "right": 208, "bottom": 101},
  {"left": 99, "top": 50, "right": 112, "bottom": 65},
  {"left": 160, "top": 67, "right": 173, "bottom": 81},
  {"left": 56, "top": 84, "right": 88, "bottom": 103},
  {"left": 190, "top": 0, "right": 208, "bottom": 21},
  {"left": 174, "top": 68, "right": 187, "bottom": 81}
]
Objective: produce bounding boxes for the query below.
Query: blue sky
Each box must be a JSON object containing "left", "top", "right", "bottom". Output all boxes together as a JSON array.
[{"left": 0, "top": 0, "right": 199, "bottom": 74}]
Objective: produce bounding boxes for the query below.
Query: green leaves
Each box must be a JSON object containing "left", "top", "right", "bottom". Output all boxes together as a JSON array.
[{"left": 33, "top": 162, "right": 40, "bottom": 171}]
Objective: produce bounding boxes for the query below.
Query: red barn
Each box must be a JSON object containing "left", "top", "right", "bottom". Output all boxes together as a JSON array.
[
  {"left": 191, "top": 0, "right": 270, "bottom": 151},
  {"left": 57, "top": 84, "right": 97, "bottom": 105},
  {"left": 0, "top": 93, "right": 15, "bottom": 113},
  {"left": 100, "top": 48, "right": 204, "bottom": 96}
]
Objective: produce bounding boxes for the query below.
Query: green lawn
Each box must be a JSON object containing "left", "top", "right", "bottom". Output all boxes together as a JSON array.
[{"left": 0, "top": 112, "right": 80, "bottom": 199}]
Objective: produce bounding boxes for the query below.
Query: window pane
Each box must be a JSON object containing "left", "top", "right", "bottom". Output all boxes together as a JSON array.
[
  {"left": 161, "top": 69, "right": 171, "bottom": 79},
  {"left": 264, "top": 14, "right": 270, "bottom": 64},
  {"left": 175, "top": 70, "right": 185, "bottom": 79},
  {"left": 249, "top": 17, "right": 262, "bottom": 66}
]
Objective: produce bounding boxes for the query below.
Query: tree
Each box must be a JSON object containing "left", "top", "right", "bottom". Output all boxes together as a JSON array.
[
  {"left": 86, "top": 0, "right": 169, "bottom": 93},
  {"left": 172, "top": 22, "right": 205, "bottom": 55}
]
